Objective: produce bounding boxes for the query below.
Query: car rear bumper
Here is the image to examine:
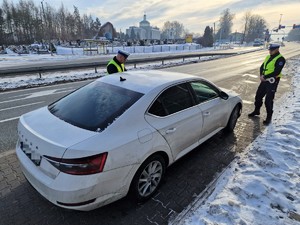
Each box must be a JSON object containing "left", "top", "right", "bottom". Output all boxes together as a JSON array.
[{"left": 16, "top": 146, "right": 134, "bottom": 211}]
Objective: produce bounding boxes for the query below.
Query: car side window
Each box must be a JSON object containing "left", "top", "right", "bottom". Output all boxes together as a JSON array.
[
  {"left": 148, "top": 83, "right": 194, "bottom": 116},
  {"left": 190, "top": 81, "right": 219, "bottom": 104}
]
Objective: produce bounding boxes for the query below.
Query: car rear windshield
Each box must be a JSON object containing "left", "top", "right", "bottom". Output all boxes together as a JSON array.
[{"left": 48, "top": 81, "right": 144, "bottom": 132}]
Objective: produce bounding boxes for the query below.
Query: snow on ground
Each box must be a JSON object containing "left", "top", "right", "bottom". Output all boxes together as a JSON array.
[
  {"left": 1, "top": 45, "right": 299, "bottom": 225},
  {"left": 170, "top": 57, "right": 300, "bottom": 225},
  {"left": 0, "top": 44, "right": 260, "bottom": 91}
]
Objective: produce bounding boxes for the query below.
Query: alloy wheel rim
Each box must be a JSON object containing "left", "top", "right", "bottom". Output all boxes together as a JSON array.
[{"left": 138, "top": 160, "right": 163, "bottom": 197}]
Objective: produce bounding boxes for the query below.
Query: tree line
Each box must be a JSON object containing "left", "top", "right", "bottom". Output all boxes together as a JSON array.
[
  {"left": 197, "top": 9, "right": 270, "bottom": 47},
  {"left": 1, "top": 1, "right": 296, "bottom": 47},
  {"left": 0, "top": 0, "right": 101, "bottom": 45},
  {"left": 155, "top": 9, "right": 270, "bottom": 48}
]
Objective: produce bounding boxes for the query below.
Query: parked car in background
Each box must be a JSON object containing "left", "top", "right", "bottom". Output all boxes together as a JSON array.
[
  {"left": 253, "top": 39, "right": 264, "bottom": 46},
  {"left": 16, "top": 70, "right": 242, "bottom": 211}
]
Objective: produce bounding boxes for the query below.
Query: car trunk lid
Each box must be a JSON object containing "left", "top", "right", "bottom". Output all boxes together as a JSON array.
[{"left": 18, "top": 106, "right": 97, "bottom": 162}]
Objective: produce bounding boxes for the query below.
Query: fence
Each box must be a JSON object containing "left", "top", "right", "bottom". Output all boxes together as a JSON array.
[{"left": 56, "top": 43, "right": 202, "bottom": 56}]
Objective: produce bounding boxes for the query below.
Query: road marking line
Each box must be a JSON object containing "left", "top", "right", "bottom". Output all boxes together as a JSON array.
[
  {"left": 0, "top": 98, "right": 27, "bottom": 104},
  {"left": 242, "top": 73, "right": 258, "bottom": 78},
  {"left": 0, "top": 101, "right": 44, "bottom": 112},
  {"left": 0, "top": 116, "right": 20, "bottom": 123},
  {"left": 242, "top": 100, "right": 253, "bottom": 104},
  {"left": 0, "top": 80, "right": 88, "bottom": 95},
  {"left": 0, "top": 89, "right": 70, "bottom": 104},
  {"left": 244, "top": 80, "right": 257, "bottom": 84},
  {"left": 0, "top": 149, "right": 15, "bottom": 158}
]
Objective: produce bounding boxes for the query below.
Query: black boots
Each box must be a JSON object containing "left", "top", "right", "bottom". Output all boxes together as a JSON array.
[
  {"left": 248, "top": 110, "right": 260, "bottom": 117},
  {"left": 248, "top": 108, "right": 272, "bottom": 125},
  {"left": 263, "top": 115, "right": 272, "bottom": 125},
  {"left": 248, "top": 107, "right": 273, "bottom": 125}
]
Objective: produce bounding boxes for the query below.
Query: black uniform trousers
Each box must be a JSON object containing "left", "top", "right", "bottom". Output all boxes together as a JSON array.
[{"left": 254, "top": 79, "right": 280, "bottom": 116}]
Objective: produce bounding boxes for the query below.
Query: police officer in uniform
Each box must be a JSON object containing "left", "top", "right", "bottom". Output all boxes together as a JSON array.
[
  {"left": 248, "top": 43, "right": 286, "bottom": 125},
  {"left": 107, "top": 50, "right": 130, "bottom": 74}
]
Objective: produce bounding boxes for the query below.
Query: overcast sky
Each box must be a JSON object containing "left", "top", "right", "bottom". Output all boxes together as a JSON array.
[{"left": 8, "top": 0, "right": 300, "bottom": 35}]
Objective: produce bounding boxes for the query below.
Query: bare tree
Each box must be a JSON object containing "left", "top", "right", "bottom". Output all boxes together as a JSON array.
[
  {"left": 2, "top": 0, "right": 14, "bottom": 44},
  {"left": 56, "top": 4, "right": 67, "bottom": 41},
  {"left": 0, "top": 0, "right": 104, "bottom": 45},
  {"left": 241, "top": 11, "right": 251, "bottom": 44},
  {"left": 161, "top": 21, "right": 185, "bottom": 40},
  {"left": 0, "top": 8, "right": 5, "bottom": 45},
  {"left": 241, "top": 11, "right": 267, "bottom": 43},
  {"left": 216, "top": 8, "right": 235, "bottom": 41}
]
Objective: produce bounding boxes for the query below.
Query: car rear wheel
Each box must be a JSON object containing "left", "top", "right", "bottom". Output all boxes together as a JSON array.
[
  {"left": 225, "top": 105, "right": 241, "bottom": 132},
  {"left": 130, "top": 154, "right": 166, "bottom": 202}
]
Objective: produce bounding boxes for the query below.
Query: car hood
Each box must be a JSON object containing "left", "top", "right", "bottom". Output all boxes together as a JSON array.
[{"left": 18, "top": 106, "right": 97, "bottom": 158}]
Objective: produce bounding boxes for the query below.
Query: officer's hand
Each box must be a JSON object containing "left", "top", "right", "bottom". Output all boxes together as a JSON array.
[{"left": 260, "top": 75, "right": 266, "bottom": 82}]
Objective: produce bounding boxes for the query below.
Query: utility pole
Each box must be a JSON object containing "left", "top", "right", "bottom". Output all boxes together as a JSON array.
[
  {"left": 214, "top": 22, "right": 216, "bottom": 49},
  {"left": 278, "top": 14, "right": 285, "bottom": 42},
  {"left": 279, "top": 14, "right": 283, "bottom": 27}
]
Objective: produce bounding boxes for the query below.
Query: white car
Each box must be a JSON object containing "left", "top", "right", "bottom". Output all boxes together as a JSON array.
[{"left": 16, "top": 70, "right": 242, "bottom": 211}]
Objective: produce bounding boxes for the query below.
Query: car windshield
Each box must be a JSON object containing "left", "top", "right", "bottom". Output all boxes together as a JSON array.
[{"left": 48, "top": 81, "right": 144, "bottom": 132}]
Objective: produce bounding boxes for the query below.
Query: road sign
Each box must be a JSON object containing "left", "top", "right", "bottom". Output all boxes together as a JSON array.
[{"left": 278, "top": 25, "right": 285, "bottom": 29}]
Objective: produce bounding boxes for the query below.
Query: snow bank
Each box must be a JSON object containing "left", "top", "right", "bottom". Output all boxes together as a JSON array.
[{"left": 174, "top": 57, "right": 300, "bottom": 225}]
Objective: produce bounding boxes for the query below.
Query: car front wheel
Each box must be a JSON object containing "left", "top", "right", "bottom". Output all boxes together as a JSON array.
[
  {"left": 225, "top": 105, "right": 241, "bottom": 132},
  {"left": 130, "top": 154, "right": 166, "bottom": 202}
]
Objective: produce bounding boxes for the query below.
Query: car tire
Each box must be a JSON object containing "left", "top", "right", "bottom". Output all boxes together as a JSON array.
[
  {"left": 130, "top": 154, "right": 166, "bottom": 203},
  {"left": 225, "top": 105, "right": 240, "bottom": 132}
]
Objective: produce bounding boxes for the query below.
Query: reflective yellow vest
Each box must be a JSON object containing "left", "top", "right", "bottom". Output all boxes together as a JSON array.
[
  {"left": 263, "top": 54, "right": 283, "bottom": 78},
  {"left": 107, "top": 59, "right": 125, "bottom": 73}
]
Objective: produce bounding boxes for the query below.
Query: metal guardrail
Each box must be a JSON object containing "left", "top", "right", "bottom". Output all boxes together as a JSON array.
[{"left": 0, "top": 52, "right": 237, "bottom": 77}]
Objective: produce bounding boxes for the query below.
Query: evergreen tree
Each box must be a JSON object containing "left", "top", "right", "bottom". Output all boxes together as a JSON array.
[
  {"left": 73, "top": 6, "right": 81, "bottom": 39},
  {"left": 202, "top": 26, "right": 213, "bottom": 47}
]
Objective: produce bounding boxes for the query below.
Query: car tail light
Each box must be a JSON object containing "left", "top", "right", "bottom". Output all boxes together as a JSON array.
[{"left": 44, "top": 153, "right": 108, "bottom": 175}]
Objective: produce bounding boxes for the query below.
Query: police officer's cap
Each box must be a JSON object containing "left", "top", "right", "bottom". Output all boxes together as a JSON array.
[
  {"left": 118, "top": 50, "right": 130, "bottom": 59},
  {"left": 268, "top": 43, "right": 280, "bottom": 50}
]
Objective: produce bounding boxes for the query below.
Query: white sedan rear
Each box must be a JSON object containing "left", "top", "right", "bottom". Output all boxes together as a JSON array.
[{"left": 16, "top": 70, "right": 242, "bottom": 211}]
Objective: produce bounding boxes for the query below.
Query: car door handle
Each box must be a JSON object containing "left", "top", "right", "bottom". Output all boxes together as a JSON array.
[
  {"left": 166, "top": 128, "right": 176, "bottom": 134},
  {"left": 203, "top": 112, "right": 211, "bottom": 116}
]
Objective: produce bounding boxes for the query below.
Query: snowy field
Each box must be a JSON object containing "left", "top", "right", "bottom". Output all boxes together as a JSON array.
[{"left": 0, "top": 46, "right": 299, "bottom": 225}]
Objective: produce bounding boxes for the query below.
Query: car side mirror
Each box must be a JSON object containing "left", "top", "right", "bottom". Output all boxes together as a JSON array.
[{"left": 219, "top": 91, "right": 229, "bottom": 100}]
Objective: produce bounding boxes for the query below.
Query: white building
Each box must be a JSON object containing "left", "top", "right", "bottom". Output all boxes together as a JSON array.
[{"left": 126, "top": 14, "right": 161, "bottom": 40}]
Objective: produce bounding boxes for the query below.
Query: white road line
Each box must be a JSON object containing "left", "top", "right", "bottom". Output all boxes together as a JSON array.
[
  {"left": 0, "top": 89, "right": 70, "bottom": 104},
  {"left": 243, "top": 100, "right": 253, "bottom": 104},
  {"left": 0, "top": 101, "right": 44, "bottom": 112},
  {"left": 0, "top": 80, "right": 87, "bottom": 95},
  {"left": 242, "top": 73, "right": 258, "bottom": 78},
  {"left": 0, "top": 98, "right": 26, "bottom": 104},
  {"left": 0, "top": 116, "right": 20, "bottom": 123},
  {"left": 0, "top": 149, "right": 15, "bottom": 158}
]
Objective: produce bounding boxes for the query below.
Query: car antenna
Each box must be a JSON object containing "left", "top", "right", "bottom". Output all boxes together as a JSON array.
[{"left": 120, "top": 76, "right": 126, "bottom": 81}]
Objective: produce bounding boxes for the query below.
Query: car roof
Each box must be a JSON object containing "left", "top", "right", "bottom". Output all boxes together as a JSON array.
[{"left": 99, "top": 70, "right": 199, "bottom": 94}]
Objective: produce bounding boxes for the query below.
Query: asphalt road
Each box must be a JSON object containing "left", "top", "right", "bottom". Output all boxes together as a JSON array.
[{"left": 0, "top": 42, "right": 299, "bottom": 225}]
